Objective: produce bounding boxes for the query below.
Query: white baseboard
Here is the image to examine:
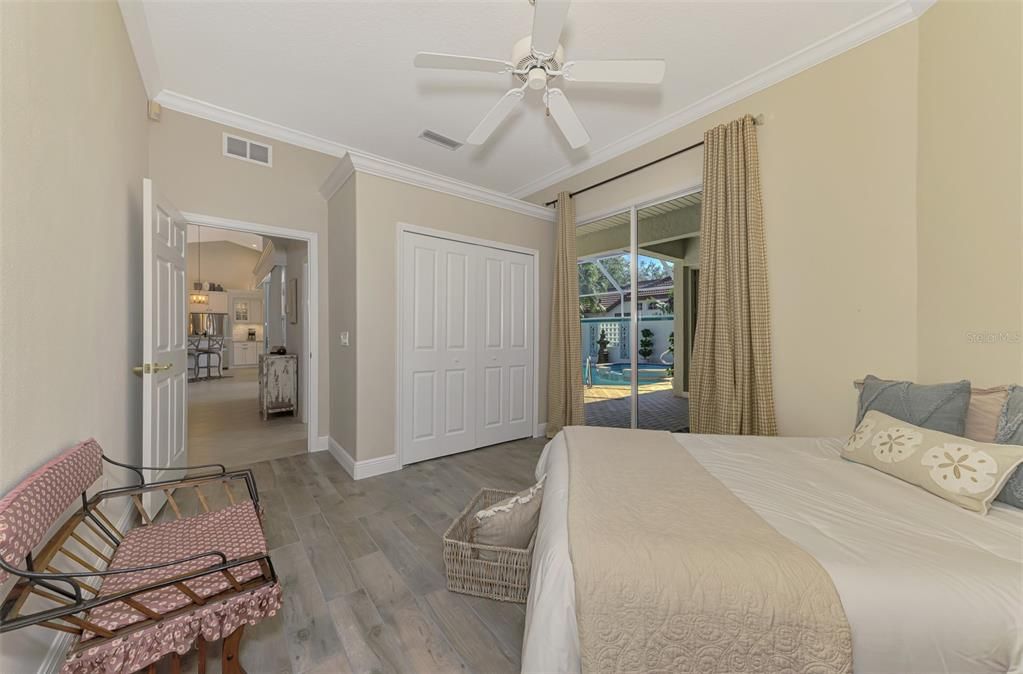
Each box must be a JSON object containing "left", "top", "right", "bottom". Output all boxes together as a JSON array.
[
  {"left": 327, "top": 438, "right": 401, "bottom": 480},
  {"left": 314, "top": 435, "right": 329, "bottom": 452},
  {"left": 38, "top": 504, "right": 135, "bottom": 674},
  {"left": 327, "top": 437, "right": 356, "bottom": 477},
  {"left": 353, "top": 453, "right": 402, "bottom": 480},
  {"left": 534, "top": 422, "right": 547, "bottom": 438}
]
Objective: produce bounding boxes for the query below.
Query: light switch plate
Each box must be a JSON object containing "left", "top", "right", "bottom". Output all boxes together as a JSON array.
[{"left": 339, "top": 332, "right": 350, "bottom": 346}]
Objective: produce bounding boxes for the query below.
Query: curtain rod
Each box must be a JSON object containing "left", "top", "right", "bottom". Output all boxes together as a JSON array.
[{"left": 544, "top": 114, "right": 764, "bottom": 208}]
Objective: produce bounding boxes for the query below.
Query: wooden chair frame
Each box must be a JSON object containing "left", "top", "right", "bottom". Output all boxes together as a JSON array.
[{"left": 0, "top": 456, "right": 278, "bottom": 673}]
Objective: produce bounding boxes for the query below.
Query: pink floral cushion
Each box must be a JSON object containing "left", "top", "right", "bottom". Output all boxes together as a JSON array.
[
  {"left": 85, "top": 501, "right": 268, "bottom": 637},
  {"left": 65, "top": 583, "right": 281, "bottom": 674},
  {"left": 0, "top": 439, "right": 103, "bottom": 582}
]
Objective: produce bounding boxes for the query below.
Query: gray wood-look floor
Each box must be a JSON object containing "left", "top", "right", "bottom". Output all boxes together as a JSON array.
[
  {"left": 171, "top": 437, "right": 546, "bottom": 674},
  {"left": 188, "top": 368, "right": 308, "bottom": 467}
]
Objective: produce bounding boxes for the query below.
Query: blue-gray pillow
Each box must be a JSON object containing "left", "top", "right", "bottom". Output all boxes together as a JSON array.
[
  {"left": 995, "top": 385, "right": 1023, "bottom": 508},
  {"left": 857, "top": 375, "right": 971, "bottom": 436}
]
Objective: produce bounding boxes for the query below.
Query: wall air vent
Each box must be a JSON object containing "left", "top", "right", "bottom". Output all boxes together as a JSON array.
[
  {"left": 419, "top": 129, "right": 463, "bottom": 151},
  {"left": 222, "top": 133, "right": 273, "bottom": 166}
]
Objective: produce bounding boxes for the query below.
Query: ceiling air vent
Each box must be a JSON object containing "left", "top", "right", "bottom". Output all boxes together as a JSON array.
[
  {"left": 419, "top": 129, "right": 462, "bottom": 151},
  {"left": 222, "top": 133, "right": 273, "bottom": 166}
]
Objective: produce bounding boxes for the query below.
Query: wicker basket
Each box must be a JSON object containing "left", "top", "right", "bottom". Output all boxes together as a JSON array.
[{"left": 442, "top": 488, "right": 533, "bottom": 604}]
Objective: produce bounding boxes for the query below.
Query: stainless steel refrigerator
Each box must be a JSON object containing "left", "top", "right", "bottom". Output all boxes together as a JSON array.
[{"left": 188, "top": 312, "right": 227, "bottom": 337}]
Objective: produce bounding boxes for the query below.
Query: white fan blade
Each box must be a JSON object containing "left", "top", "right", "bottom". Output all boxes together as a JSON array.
[
  {"left": 562, "top": 59, "right": 666, "bottom": 84},
  {"left": 530, "top": 0, "right": 571, "bottom": 58},
  {"left": 544, "top": 88, "right": 589, "bottom": 149},
  {"left": 414, "top": 52, "right": 514, "bottom": 74},
  {"left": 466, "top": 87, "right": 526, "bottom": 145}
]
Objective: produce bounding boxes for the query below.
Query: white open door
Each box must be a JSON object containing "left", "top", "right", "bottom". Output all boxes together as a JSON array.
[{"left": 140, "top": 178, "right": 188, "bottom": 516}]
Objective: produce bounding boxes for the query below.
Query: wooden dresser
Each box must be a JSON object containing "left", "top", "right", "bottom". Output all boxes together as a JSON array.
[{"left": 258, "top": 353, "right": 298, "bottom": 420}]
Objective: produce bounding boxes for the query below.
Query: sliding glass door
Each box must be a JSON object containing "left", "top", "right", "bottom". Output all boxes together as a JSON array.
[
  {"left": 577, "top": 212, "right": 631, "bottom": 428},
  {"left": 577, "top": 191, "right": 701, "bottom": 431}
]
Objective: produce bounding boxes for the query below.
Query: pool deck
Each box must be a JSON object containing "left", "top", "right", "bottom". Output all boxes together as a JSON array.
[{"left": 584, "top": 381, "right": 690, "bottom": 431}]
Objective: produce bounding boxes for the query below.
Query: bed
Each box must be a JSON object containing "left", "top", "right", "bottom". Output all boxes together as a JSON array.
[{"left": 522, "top": 430, "right": 1023, "bottom": 674}]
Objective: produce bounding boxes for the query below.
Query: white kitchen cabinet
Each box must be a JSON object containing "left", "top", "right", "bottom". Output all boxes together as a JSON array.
[
  {"left": 207, "top": 291, "right": 229, "bottom": 314},
  {"left": 232, "top": 341, "right": 262, "bottom": 367},
  {"left": 189, "top": 290, "right": 228, "bottom": 314},
  {"left": 231, "top": 295, "right": 263, "bottom": 324}
]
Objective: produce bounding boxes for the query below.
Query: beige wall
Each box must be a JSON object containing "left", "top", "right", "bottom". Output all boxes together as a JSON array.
[
  {"left": 530, "top": 21, "right": 922, "bottom": 437},
  {"left": 149, "top": 109, "right": 337, "bottom": 439},
  {"left": 186, "top": 240, "right": 260, "bottom": 290},
  {"left": 916, "top": 0, "right": 1023, "bottom": 386},
  {"left": 0, "top": 0, "right": 150, "bottom": 667},
  {"left": 328, "top": 177, "right": 359, "bottom": 454},
  {"left": 343, "top": 173, "right": 555, "bottom": 461}
]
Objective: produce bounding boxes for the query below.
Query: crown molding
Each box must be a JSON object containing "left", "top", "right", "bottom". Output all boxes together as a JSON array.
[
  {"left": 153, "top": 91, "right": 554, "bottom": 222},
  {"left": 318, "top": 154, "right": 356, "bottom": 201},
  {"left": 345, "top": 153, "right": 555, "bottom": 221},
  {"left": 509, "top": 0, "right": 936, "bottom": 199}
]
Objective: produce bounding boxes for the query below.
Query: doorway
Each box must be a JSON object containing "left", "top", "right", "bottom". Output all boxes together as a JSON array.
[
  {"left": 577, "top": 190, "right": 701, "bottom": 431},
  {"left": 183, "top": 213, "right": 320, "bottom": 467}
]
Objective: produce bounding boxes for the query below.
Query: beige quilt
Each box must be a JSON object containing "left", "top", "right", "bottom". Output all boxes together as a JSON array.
[{"left": 564, "top": 426, "right": 852, "bottom": 673}]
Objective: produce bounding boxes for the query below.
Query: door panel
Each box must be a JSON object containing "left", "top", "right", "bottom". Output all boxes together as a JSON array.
[
  {"left": 446, "top": 252, "right": 469, "bottom": 350},
  {"left": 445, "top": 370, "right": 468, "bottom": 433},
  {"left": 412, "top": 248, "right": 437, "bottom": 350},
  {"left": 401, "top": 232, "right": 534, "bottom": 465},
  {"left": 509, "top": 365, "right": 527, "bottom": 423},
  {"left": 475, "top": 248, "right": 534, "bottom": 447},
  {"left": 142, "top": 179, "right": 188, "bottom": 516},
  {"left": 482, "top": 367, "right": 503, "bottom": 427},
  {"left": 402, "top": 233, "right": 477, "bottom": 463},
  {"left": 509, "top": 262, "right": 527, "bottom": 349},
  {"left": 483, "top": 258, "right": 503, "bottom": 349},
  {"left": 412, "top": 371, "right": 436, "bottom": 440}
]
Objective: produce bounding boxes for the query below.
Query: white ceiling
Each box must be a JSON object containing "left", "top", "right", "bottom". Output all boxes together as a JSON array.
[
  {"left": 134, "top": 0, "right": 903, "bottom": 196},
  {"left": 187, "top": 224, "right": 262, "bottom": 250}
]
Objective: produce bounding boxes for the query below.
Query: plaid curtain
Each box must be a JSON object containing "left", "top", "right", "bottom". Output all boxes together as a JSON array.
[
  {"left": 547, "top": 192, "right": 585, "bottom": 437},
  {"left": 690, "top": 115, "right": 778, "bottom": 435}
]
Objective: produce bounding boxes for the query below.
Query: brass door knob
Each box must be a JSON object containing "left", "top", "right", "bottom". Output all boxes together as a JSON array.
[{"left": 132, "top": 363, "right": 174, "bottom": 375}]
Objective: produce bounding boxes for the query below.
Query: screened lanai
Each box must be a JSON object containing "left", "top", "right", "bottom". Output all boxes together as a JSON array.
[{"left": 577, "top": 192, "right": 701, "bottom": 431}]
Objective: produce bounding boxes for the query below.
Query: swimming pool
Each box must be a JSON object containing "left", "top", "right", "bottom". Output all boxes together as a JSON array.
[{"left": 584, "top": 362, "right": 671, "bottom": 386}]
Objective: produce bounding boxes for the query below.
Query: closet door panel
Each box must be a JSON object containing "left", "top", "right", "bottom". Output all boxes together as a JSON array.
[
  {"left": 482, "top": 366, "right": 503, "bottom": 428},
  {"left": 476, "top": 248, "right": 534, "bottom": 447},
  {"left": 402, "top": 233, "right": 477, "bottom": 464}
]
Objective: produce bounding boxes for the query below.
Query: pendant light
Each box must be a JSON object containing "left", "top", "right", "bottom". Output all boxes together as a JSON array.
[{"left": 189, "top": 226, "right": 209, "bottom": 305}]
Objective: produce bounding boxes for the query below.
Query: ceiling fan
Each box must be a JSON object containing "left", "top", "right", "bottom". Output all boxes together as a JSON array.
[{"left": 414, "top": 0, "right": 665, "bottom": 150}]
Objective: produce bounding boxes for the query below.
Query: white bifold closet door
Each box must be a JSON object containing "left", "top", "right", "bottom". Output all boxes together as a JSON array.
[{"left": 401, "top": 231, "right": 534, "bottom": 465}]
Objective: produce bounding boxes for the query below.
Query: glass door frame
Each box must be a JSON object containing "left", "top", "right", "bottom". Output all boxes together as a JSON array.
[{"left": 577, "top": 185, "right": 702, "bottom": 429}]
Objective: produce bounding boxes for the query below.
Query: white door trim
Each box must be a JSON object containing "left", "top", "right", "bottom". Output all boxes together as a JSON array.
[
  {"left": 396, "top": 222, "right": 541, "bottom": 468},
  {"left": 180, "top": 211, "right": 320, "bottom": 454},
  {"left": 574, "top": 181, "right": 704, "bottom": 228}
]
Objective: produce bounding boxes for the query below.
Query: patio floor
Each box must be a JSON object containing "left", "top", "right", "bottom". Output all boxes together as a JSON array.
[{"left": 584, "top": 383, "right": 690, "bottom": 431}]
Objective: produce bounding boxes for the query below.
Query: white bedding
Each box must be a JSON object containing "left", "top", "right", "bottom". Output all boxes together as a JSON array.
[{"left": 522, "top": 432, "right": 1023, "bottom": 674}]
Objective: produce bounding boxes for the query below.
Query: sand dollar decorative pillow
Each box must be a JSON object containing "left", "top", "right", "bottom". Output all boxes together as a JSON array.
[
  {"left": 843, "top": 411, "right": 1023, "bottom": 514},
  {"left": 469, "top": 476, "right": 545, "bottom": 551}
]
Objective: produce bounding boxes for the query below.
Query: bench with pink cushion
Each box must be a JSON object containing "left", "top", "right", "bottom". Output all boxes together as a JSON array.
[{"left": 0, "top": 439, "right": 281, "bottom": 674}]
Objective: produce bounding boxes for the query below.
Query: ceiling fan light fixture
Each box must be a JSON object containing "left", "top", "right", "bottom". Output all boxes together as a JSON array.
[
  {"left": 526, "top": 68, "right": 547, "bottom": 90},
  {"left": 413, "top": 0, "right": 665, "bottom": 148}
]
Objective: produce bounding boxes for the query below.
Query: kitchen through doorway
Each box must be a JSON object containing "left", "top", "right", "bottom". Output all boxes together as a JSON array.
[{"left": 185, "top": 216, "right": 317, "bottom": 467}]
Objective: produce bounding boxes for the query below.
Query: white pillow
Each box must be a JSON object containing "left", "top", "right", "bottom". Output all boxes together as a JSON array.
[
  {"left": 843, "top": 411, "right": 1023, "bottom": 514},
  {"left": 469, "top": 476, "right": 545, "bottom": 551}
]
